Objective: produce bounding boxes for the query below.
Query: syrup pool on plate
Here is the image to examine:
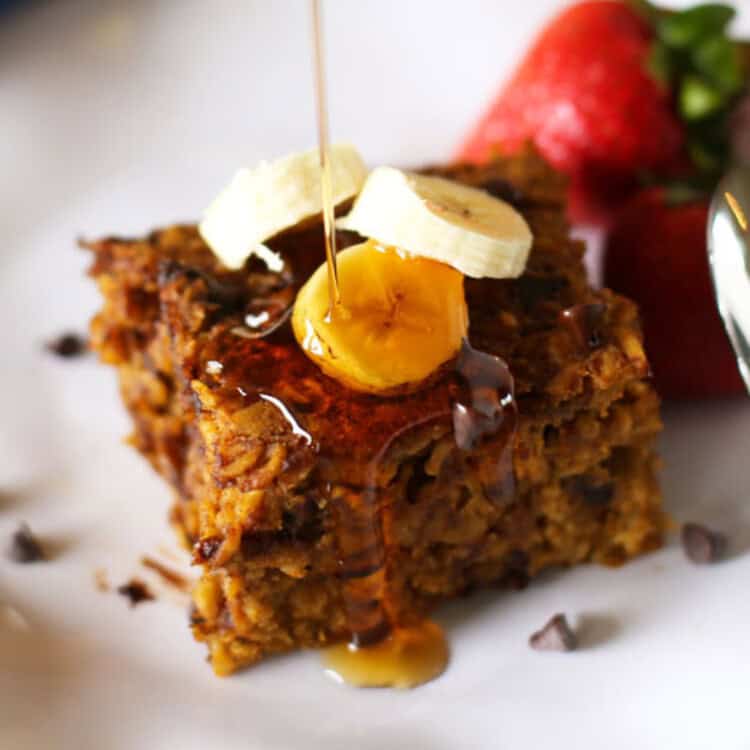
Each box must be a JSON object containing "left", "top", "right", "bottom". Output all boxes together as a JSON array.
[{"left": 323, "top": 621, "right": 448, "bottom": 689}]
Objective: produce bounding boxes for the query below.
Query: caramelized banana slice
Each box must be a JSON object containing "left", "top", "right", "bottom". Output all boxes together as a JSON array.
[
  {"left": 338, "top": 167, "right": 532, "bottom": 279},
  {"left": 293, "top": 241, "right": 468, "bottom": 393}
]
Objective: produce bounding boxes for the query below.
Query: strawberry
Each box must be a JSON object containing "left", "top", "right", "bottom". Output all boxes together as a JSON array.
[
  {"left": 457, "top": 1, "right": 747, "bottom": 225},
  {"left": 604, "top": 186, "right": 745, "bottom": 399}
]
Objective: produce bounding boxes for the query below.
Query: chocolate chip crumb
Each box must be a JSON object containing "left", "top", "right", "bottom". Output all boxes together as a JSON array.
[
  {"left": 117, "top": 579, "right": 155, "bottom": 607},
  {"left": 681, "top": 523, "right": 726, "bottom": 564},
  {"left": 529, "top": 613, "right": 577, "bottom": 652},
  {"left": 568, "top": 477, "right": 615, "bottom": 507},
  {"left": 46, "top": 332, "right": 88, "bottom": 358},
  {"left": 193, "top": 535, "right": 222, "bottom": 564},
  {"left": 188, "top": 604, "right": 206, "bottom": 627},
  {"left": 8, "top": 523, "right": 45, "bottom": 563}
]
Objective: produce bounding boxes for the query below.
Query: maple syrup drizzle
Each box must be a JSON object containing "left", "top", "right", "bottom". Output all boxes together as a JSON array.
[
  {"left": 193, "top": 261, "right": 518, "bottom": 687},
  {"left": 323, "top": 344, "right": 517, "bottom": 687},
  {"left": 324, "top": 409, "right": 448, "bottom": 686},
  {"left": 231, "top": 289, "right": 295, "bottom": 339},
  {"left": 310, "top": 0, "right": 341, "bottom": 313},
  {"left": 453, "top": 339, "right": 518, "bottom": 503},
  {"left": 453, "top": 339, "right": 516, "bottom": 451},
  {"left": 327, "top": 411, "right": 452, "bottom": 638},
  {"left": 190, "top": 4, "right": 522, "bottom": 685},
  {"left": 259, "top": 393, "right": 313, "bottom": 445},
  {"left": 332, "top": 486, "right": 390, "bottom": 647},
  {"left": 559, "top": 303, "right": 607, "bottom": 351},
  {"left": 324, "top": 620, "right": 448, "bottom": 689}
]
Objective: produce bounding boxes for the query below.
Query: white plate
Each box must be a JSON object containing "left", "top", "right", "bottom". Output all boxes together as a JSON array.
[{"left": 2, "top": 2, "right": 750, "bottom": 748}]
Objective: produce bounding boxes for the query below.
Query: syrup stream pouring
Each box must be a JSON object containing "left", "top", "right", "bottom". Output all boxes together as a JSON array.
[
  {"left": 707, "top": 165, "right": 750, "bottom": 393},
  {"left": 310, "top": 0, "right": 341, "bottom": 314}
]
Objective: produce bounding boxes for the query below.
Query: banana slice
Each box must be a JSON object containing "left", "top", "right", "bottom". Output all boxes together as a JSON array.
[
  {"left": 200, "top": 144, "right": 367, "bottom": 270},
  {"left": 292, "top": 240, "right": 468, "bottom": 394},
  {"left": 337, "top": 167, "right": 532, "bottom": 279}
]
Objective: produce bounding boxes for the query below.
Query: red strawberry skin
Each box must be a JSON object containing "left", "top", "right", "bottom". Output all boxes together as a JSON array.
[
  {"left": 604, "top": 187, "right": 745, "bottom": 399},
  {"left": 457, "top": 1, "right": 684, "bottom": 224}
]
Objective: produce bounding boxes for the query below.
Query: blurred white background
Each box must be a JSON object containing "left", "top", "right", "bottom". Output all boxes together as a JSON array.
[
  {"left": 0, "top": 0, "right": 567, "bottom": 244},
  {"left": 4, "top": 0, "right": 746, "bottom": 243}
]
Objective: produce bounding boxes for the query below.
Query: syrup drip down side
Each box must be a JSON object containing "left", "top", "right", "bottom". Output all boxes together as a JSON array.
[
  {"left": 188, "top": 246, "right": 518, "bottom": 688},
  {"left": 559, "top": 303, "right": 607, "bottom": 352},
  {"left": 323, "top": 340, "right": 517, "bottom": 688}
]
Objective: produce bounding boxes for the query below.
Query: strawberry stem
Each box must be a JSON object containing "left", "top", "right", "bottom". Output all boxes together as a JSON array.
[{"left": 631, "top": 0, "right": 748, "bottom": 192}]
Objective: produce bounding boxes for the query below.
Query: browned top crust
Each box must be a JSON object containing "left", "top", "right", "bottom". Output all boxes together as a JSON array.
[{"left": 83, "top": 149, "right": 649, "bottom": 479}]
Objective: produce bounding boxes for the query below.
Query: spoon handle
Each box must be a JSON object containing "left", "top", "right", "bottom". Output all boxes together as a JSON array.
[{"left": 707, "top": 165, "right": 750, "bottom": 394}]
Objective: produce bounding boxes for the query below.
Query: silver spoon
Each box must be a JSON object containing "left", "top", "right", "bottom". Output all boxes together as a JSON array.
[{"left": 707, "top": 164, "right": 750, "bottom": 393}]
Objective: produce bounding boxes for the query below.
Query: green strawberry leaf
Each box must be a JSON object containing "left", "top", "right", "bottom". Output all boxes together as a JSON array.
[
  {"left": 681, "top": 74, "right": 726, "bottom": 119},
  {"left": 633, "top": 0, "right": 748, "bottom": 196},
  {"left": 658, "top": 4, "right": 735, "bottom": 48},
  {"left": 692, "top": 34, "right": 743, "bottom": 94}
]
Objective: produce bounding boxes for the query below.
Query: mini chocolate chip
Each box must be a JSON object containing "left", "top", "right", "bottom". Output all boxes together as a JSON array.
[
  {"left": 117, "top": 579, "right": 155, "bottom": 607},
  {"left": 405, "top": 454, "right": 432, "bottom": 505},
  {"left": 188, "top": 604, "right": 206, "bottom": 627},
  {"left": 193, "top": 535, "right": 222, "bottom": 563},
  {"left": 8, "top": 523, "right": 45, "bottom": 563},
  {"left": 46, "top": 333, "right": 87, "bottom": 358},
  {"left": 681, "top": 523, "right": 726, "bottom": 564},
  {"left": 542, "top": 424, "right": 558, "bottom": 445},
  {"left": 529, "top": 613, "right": 577, "bottom": 652},
  {"left": 581, "top": 482, "right": 614, "bottom": 506},
  {"left": 281, "top": 497, "right": 322, "bottom": 542},
  {"left": 569, "top": 477, "right": 615, "bottom": 507}
]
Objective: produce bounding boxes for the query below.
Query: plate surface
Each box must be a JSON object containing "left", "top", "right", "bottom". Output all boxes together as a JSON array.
[{"left": 2, "top": 2, "right": 750, "bottom": 748}]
